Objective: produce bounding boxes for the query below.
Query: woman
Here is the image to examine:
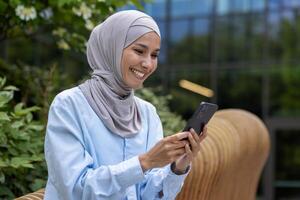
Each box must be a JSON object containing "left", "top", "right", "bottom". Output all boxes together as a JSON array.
[{"left": 44, "top": 10, "right": 207, "bottom": 200}]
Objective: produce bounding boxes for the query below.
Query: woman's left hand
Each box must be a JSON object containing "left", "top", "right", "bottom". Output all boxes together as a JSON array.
[{"left": 171, "top": 126, "right": 208, "bottom": 174}]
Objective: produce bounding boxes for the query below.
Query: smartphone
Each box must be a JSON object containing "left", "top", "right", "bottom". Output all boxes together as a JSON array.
[{"left": 183, "top": 102, "right": 218, "bottom": 135}]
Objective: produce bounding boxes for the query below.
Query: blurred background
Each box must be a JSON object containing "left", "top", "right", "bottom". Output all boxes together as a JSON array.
[{"left": 0, "top": 0, "right": 299, "bottom": 199}]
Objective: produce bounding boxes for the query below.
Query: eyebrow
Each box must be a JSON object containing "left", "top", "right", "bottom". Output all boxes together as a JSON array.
[{"left": 135, "top": 43, "right": 160, "bottom": 52}]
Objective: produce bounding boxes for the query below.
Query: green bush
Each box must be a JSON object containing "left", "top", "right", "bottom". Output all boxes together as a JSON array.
[
  {"left": 0, "top": 76, "right": 185, "bottom": 198},
  {"left": 0, "top": 77, "right": 45, "bottom": 199},
  {"left": 136, "top": 88, "right": 186, "bottom": 136}
]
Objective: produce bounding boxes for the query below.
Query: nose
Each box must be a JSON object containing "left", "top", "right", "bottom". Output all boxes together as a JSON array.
[{"left": 142, "top": 57, "right": 152, "bottom": 71}]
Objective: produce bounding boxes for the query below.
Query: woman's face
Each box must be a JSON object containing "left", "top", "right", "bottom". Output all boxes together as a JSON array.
[{"left": 121, "top": 31, "right": 160, "bottom": 89}]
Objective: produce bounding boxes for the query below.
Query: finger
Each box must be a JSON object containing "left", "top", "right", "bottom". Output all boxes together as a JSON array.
[
  {"left": 166, "top": 132, "right": 189, "bottom": 142},
  {"left": 190, "top": 128, "right": 200, "bottom": 143},
  {"left": 185, "top": 144, "right": 193, "bottom": 160},
  {"left": 162, "top": 139, "right": 188, "bottom": 152},
  {"left": 199, "top": 126, "right": 208, "bottom": 141},
  {"left": 168, "top": 149, "right": 186, "bottom": 162},
  {"left": 187, "top": 132, "right": 198, "bottom": 151},
  {"left": 169, "top": 148, "right": 186, "bottom": 157},
  {"left": 169, "top": 140, "right": 189, "bottom": 150},
  {"left": 172, "top": 138, "right": 189, "bottom": 145}
]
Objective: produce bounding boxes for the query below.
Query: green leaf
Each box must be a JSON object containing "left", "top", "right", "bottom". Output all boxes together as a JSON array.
[
  {"left": 30, "top": 178, "right": 46, "bottom": 191},
  {"left": 14, "top": 102, "right": 24, "bottom": 113},
  {"left": 0, "top": 1, "right": 8, "bottom": 14},
  {"left": 0, "top": 112, "right": 10, "bottom": 121},
  {"left": 129, "top": 0, "right": 144, "bottom": 10},
  {"left": 30, "top": 155, "right": 43, "bottom": 162},
  {"left": 0, "top": 134, "right": 8, "bottom": 145},
  {"left": 11, "top": 120, "right": 24, "bottom": 129},
  {"left": 0, "top": 159, "right": 8, "bottom": 168},
  {"left": 26, "top": 112, "right": 33, "bottom": 123},
  {"left": 22, "top": 163, "right": 34, "bottom": 168},
  {"left": 0, "top": 170, "right": 5, "bottom": 183},
  {"left": 8, "top": 148, "right": 18, "bottom": 156},
  {"left": 27, "top": 124, "right": 44, "bottom": 131},
  {"left": 0, "top": 185, "right": 14, "bottom": 198},
  {"left": 14, "top": 104, "right": 40, "bottom": 116},
  {"left": 9, "top": 158, "right": 21, "bottom": 168},
  {"left": 0, "top": 91, "right": 13, "bottom": 108},
  {"left": 9, "top": 0, "right": 20, "bottom": 7},
  {"left": 50, "top": 0, "right": 80, "bottom": 7},
  {"left": 0, "top": 77, "right": 6, "bottom": 88},
  {"left": 10, "top": 157, "right": 33, "bottom": 168},
  {"left": 3, "top": 85, "right": 19, "bottom": 91}
]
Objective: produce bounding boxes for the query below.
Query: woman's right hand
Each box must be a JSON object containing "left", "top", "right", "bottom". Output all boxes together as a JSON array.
[{"left": 139, "top": 132, "right": 189, "bottom": 172}]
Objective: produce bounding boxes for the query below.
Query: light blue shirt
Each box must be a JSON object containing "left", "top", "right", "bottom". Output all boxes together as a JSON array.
[{"left": 44, "top": 87, "right": 188, "bottom": 200}]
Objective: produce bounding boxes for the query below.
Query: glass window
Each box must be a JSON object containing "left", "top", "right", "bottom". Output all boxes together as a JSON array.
[
  {"left": 282, "top": 10, "right": 295, "bottom": 22},
  {"left": 169, "top": 19, "right": 193, "bottom": 64},
  {"left": 193, "top": 18, "right": 211, "bottom": 63},
  {"left": 217, "top": 0, "right": 230, "bottom": 15},
  {"left": 158, "top": 39, "right": 167, "bottom": 64},
  {"left": 267, "top": 12, "right": 282, "bottom": 60},
  {"left": 250, "top": 13, "right": 265, "bottom": 61},
  {"left": 194, "top": 18, "right": 210, "bottom": 36},
  {"left": 215, "top": 16, "right": 231, "bottom": 62},
  {"left": 278, "top": 10, "right": 299, "bottom": 62},
  {"left": 268, "top": 0, "right": 281, "bottom": 10},
  {"left": 268, "top": 10, "right": 300, "bottom": 61},
  {"left": 192, "top": 0, "right": 214, "bottom": 16},
  {"left": 171, "top": 0, "right": 194, "bottom": 17},
  {"left": 232, "top": 0, "right": 252, "bottom": 12},
  {"left": 269, "top": 66, "right": 300, "bottom": 116},
  {"left": 170, "top": 19, "right": 190, "bottom": 42},
  {"left": 268, "top": 11, "right": 281, "bottom": 39},
  {"left": 232, "top": 15, "right": 249, "bottom": 61},
  {"left": 156, "top": 20, "right": 166, "bottom": 39},
  {"left": 144, "top": 1, "right": 166, "bottom": 18},
  {"left": 156, "top": 20, "right": 167, "bottom": 63},
  {"left": 251, "top": 0, "right": 266, "bottom": 11},
  {"left": 252, "top": 13, "right": 264, "bottom": 35},
  {"left": 171, "top": 0, "right": 213, "bottom": 17},
  {"left": 282, "top": 0, "right": 300, "bottom": 8},
  {"left": 217, "top": 0, "right": 255, "bottom": 14},
  {"left": 217, "top": 68, "right": 263, "bottom": 115},
  {"left": 215, "top": 16, "right": 249, "bottom": 62}
]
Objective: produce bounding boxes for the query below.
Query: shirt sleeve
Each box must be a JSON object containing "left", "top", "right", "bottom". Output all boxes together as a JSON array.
[
  {"left": 44, "top": 95, "right": 145, "bottom": 200},
  {"left": 139, "top": 106, "right": 189, "bottom": 200}
]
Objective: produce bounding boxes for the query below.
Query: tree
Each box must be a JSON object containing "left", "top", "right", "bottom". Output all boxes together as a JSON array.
[{"left": 0, "top": 0, "right": 144, "bottom": 119}]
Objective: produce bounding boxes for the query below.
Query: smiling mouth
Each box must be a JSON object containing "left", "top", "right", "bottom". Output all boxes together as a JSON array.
[{"left": 130, "top": 67, "right": 146, "bottom": 80}]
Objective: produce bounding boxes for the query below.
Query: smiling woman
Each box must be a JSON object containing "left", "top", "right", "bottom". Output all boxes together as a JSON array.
[{"left": 43, "top": 10, "right": 207, "bottom": 200}]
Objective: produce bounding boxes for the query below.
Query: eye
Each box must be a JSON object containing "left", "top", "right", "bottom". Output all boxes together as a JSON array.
[
  {"left": 151, "top": 54, "right": 158, "bottom": 59},
  {"left": 134, "top": 49, "right": 143, "bottom": 54}
]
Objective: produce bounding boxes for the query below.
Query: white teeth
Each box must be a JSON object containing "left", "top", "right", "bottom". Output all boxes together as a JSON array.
[{"left": 131, "top": 68, "right": 145, "bottom": 79}]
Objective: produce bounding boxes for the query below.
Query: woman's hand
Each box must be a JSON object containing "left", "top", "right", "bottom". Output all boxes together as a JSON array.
[
  {"left": 172, "top": 126, "right": 208, "bottom": 174},
  {"left": 139, "top": 132, "right": 190, "bottom": 172}
]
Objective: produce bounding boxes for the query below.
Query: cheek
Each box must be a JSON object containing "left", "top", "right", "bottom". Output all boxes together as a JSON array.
[
  {"left": 121, "top": 53, "right": 132, "bottom": 77},
  {"left": 125, "top": 53, "right": 139, "bottom": 68},
  {"left": 151, "top": 61, "right": 158, "bottom": 72}
]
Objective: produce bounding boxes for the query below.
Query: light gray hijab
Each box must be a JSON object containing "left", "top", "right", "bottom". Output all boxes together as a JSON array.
[{"left": 79, "top": 10, "right": 161, "bottom": 138}]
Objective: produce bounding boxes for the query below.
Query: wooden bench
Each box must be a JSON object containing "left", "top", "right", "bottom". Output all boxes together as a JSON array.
[{"left": 176, "top": 109, "right": 270, "bottom": 200}]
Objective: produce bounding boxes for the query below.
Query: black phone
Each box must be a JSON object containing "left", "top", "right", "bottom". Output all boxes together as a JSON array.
[{"left": 183, "top": 102, "right": 218, "bottom": 135}]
